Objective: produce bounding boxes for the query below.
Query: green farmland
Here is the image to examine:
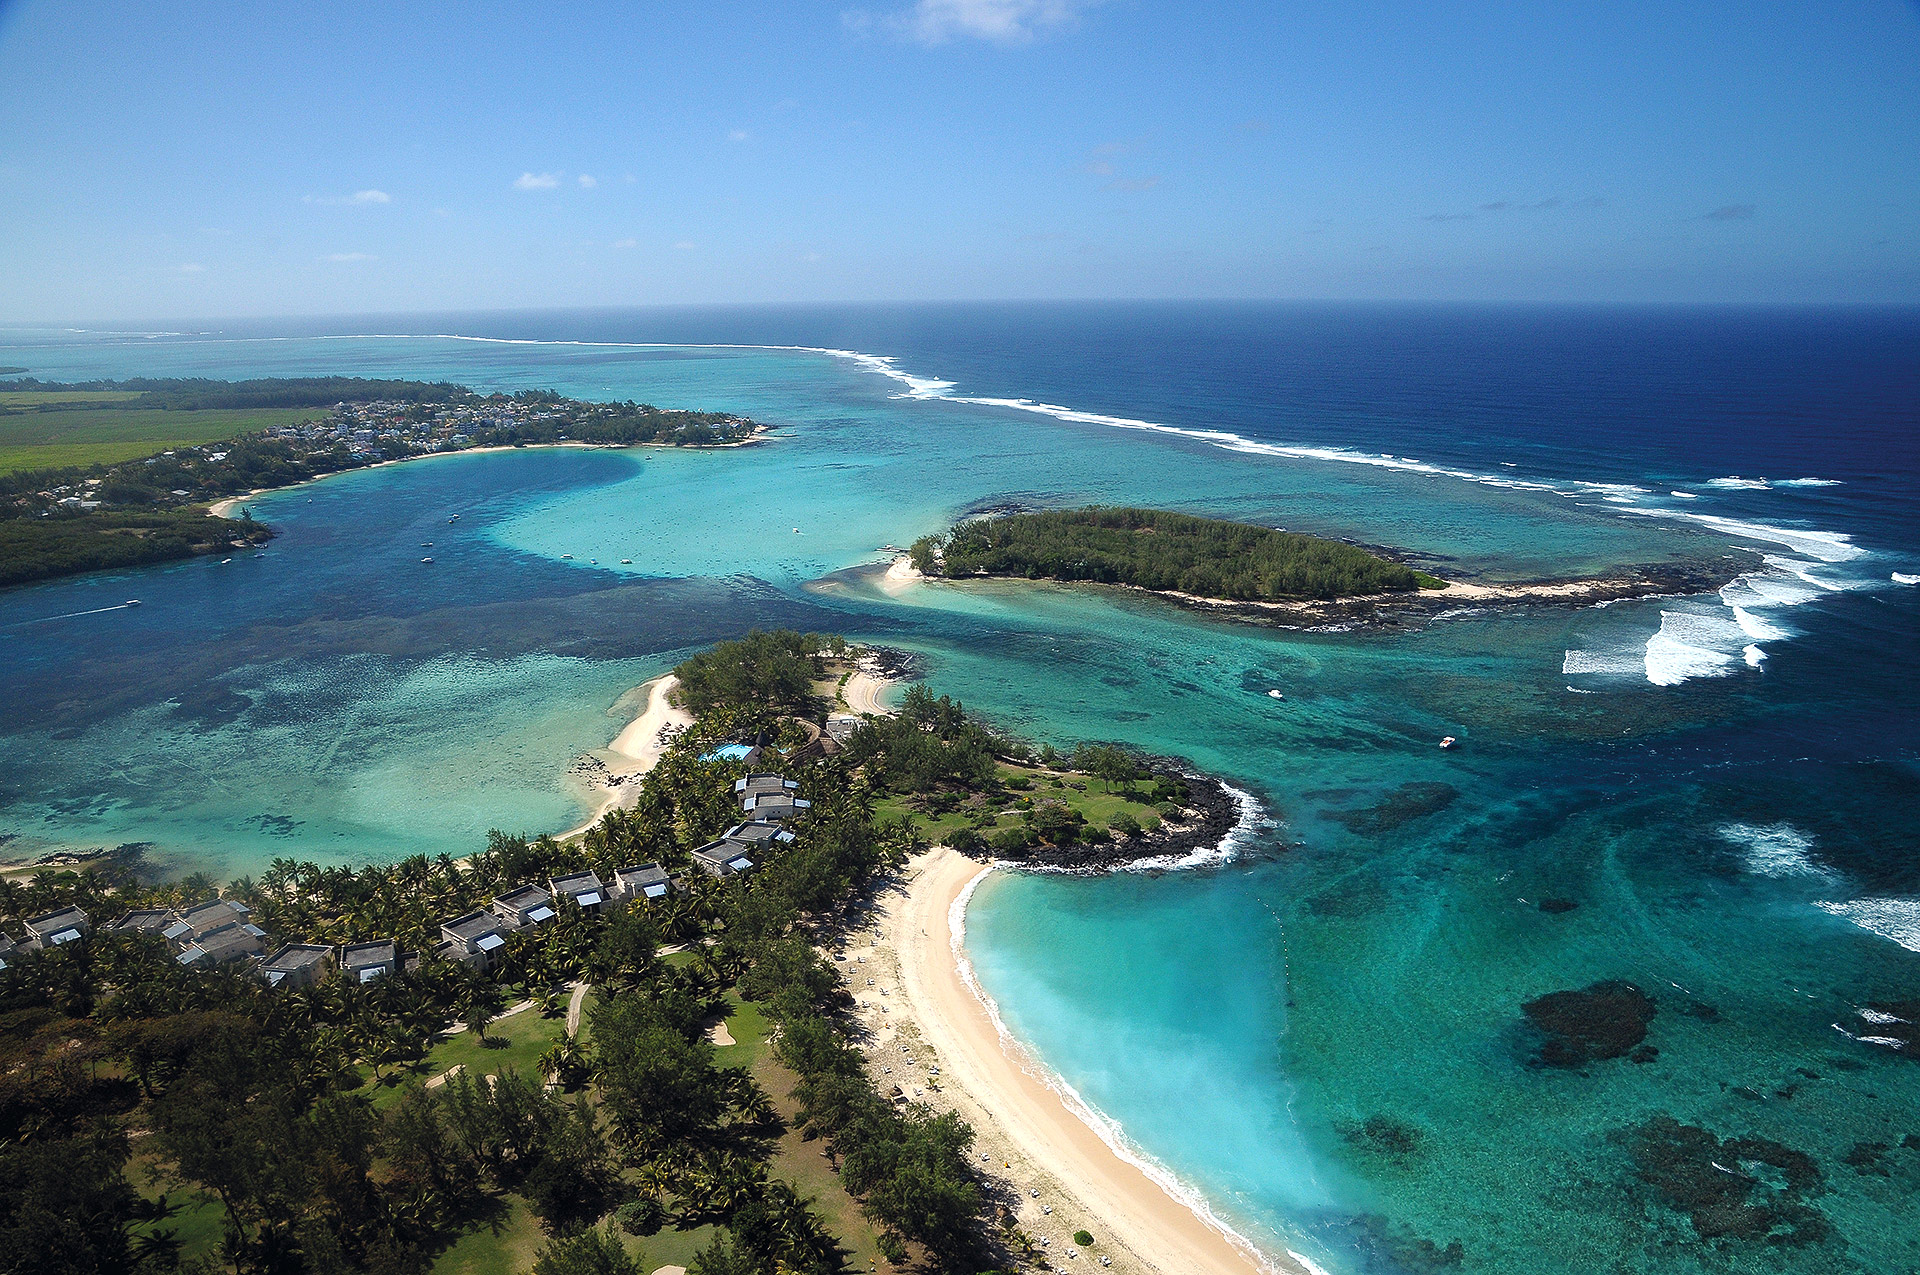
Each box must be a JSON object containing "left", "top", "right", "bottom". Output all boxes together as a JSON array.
[{"left": 0, "top": 399, "right": 327, "bottom": 475}]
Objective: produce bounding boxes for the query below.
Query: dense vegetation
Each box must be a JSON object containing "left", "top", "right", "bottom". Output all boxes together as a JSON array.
[
  {"left": 0, "top": 508, "right": 276, "bottom": 588},
  {"left": 0, "top": 632, "right": 1057, "bottom": 1275},
  {"left": 0, "top": 376, "right": 763, "bottom": 590},
  {"left": 912, "top": 507, "right": 1445, "bottom": 601}
]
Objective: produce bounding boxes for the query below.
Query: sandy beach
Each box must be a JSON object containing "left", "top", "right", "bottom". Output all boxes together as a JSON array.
[
  {"left": 854, "top": 847, "right": 1297, "bottom": 1275},
  {"left": 843, "top": 658, "right": 898, "bottom": 716},
  {"left": 555, "top": 674, "right": 693, "bottom": 840}
]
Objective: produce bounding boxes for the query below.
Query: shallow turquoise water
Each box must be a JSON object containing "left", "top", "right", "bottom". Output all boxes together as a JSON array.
[{"left": 2, "top": 317, "right": 1915, "bottom": 1273}]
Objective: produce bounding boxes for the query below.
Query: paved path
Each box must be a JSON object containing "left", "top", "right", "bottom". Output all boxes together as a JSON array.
[{"left": 566, "top": 981, "right": 588, "bottom": 1037}]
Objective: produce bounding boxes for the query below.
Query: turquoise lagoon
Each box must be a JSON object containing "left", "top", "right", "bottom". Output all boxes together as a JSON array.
[{"left": 1, "top": 314, "right": 1916, "bottom": 1273}]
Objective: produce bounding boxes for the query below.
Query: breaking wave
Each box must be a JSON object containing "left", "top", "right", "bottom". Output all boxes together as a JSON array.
[
  {"left": 1718, "top": 822, "right": 1830, "bottom": 880},
  {"left": 1814, "top": 898, "right": 1920, "bottom": 954}
]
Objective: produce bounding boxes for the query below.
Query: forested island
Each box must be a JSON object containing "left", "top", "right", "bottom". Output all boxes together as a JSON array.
[
  {"left": 0, "top": 630, "right": 1227, "bottom": 1274},
  {"left": 0, "top": 376, "right": 763, "bottom": 589},
  {"left": 910, "top": 507, "right": 1445, "bottom": 603}
]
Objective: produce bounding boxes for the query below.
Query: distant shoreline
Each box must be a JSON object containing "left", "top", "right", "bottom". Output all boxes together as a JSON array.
[{"left": 206, "top": 425, "right": 773, "bottom": 518}]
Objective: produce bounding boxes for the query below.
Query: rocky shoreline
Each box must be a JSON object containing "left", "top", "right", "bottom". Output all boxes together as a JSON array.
[{"left": 955, "top": 764, "right": 1251, "bottom": 873}]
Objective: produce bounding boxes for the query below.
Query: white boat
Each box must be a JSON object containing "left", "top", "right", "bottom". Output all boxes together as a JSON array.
[
  {"left": 561, "top": 554, "right": 573, "bottom": 560},
  {"left": 220, "top": 558, "right": 232, "bottom": 564},
  {"left": 620, "top": 558, "right": 632, "bottom": 564},
  {"left": 125, "top": 599, "right": 141, "bottom": 606},
  {"left": 1268, "top": 689, "right": 1285, "bottom": 699},
  {"left": 420, "top": 556, "right": 434, "bottom": 563},
  {"left": 1439, "top": 736, "right": 1457, "bottom": 749}
]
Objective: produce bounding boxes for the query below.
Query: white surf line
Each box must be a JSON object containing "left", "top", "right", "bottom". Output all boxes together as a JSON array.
[{"left": 948, "top": 868, "right": 1299, "bottom": 1275}]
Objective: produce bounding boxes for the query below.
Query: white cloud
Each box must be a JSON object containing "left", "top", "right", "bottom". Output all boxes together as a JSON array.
[
  {"left": 673, "top": 240, "right": 697, "bottom": 251},
  {"left": 515, "top": 171, "right": 561, "bottom": 190},
  {"left": 727, "top": 130, "right": 750, "bottom": 143},
  {"left": 874, "top": 0, "right": 1091, "bottom": 45},
  {"left": 326, "top": 252, "right": 377, "bottom": 262},
  {"left": 577, "top": 174, "right": 598, "bottom": 188},
  {"left": 177, "top": 262, "right": 205, "bottom": 274},
  {"left": 304, "top": 189, "right": 393, "bottom": 206},
  {"left": 613, "top": 238, "right": 638, "bottom": 249}
]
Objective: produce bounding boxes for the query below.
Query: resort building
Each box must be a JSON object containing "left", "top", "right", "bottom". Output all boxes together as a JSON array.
[
  {"left": 742, "top": 793, "right": 811, "bottom": 822},
  {"left": 492, "top": 884, "right": 557, "bottom": 928},
  {"left": 23, "top": 905, "right": 91, "bottom": 950},
  {"left": 734, "top": 772, "right": 799, "bottom": 802},
  {"left": 259, "top": 943, "right": 333, "bottom": 990},
  {"left": 178, "top": 921, "right": 267, "bottom": 967},
  {"left": 109, "top": 909, "right": 176, "bottom": 937},
  {"left": 691, "top": 840, "right": 757, "bottom": 878},
  {"left": 0, "top": 934, "right": 16, "bottom": 969},
  {"left": 549, "top": 870, "right": 607, "bottom": 914},
  {"left": 166, "top": 899, "right": 262, "bottom": 946},
  {"left": 611, "top": 862, "right": 675, "bottom": 901},
  {"left": 439, "top": 910, "right": 512, "bottom": 969},
  {"left": 722, "top": 820, "right": 797, "bottom": 854},
  {"left": 825, "top": 713, "right": 862, "bottom": 743},
  {"left": 341, "top": 939, "right": 400, "bottom": 984}
]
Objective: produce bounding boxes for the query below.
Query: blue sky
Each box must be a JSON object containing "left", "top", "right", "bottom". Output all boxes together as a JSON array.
[{"left": 1, "top": 0, "right": 1917, "bottom": 319}]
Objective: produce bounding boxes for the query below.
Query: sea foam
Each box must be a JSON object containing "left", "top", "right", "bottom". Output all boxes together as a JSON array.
[
  {"left": 1814, "top": 899, "right": 1920, "bottom": 954},
  {"left": 1719, "top": 822, "right": 1828, "bottom": 879}
]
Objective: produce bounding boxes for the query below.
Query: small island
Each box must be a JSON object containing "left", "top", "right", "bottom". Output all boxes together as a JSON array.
[
  {"left": 0, "top": 375, "right": 764, "bottom": 588},
  {"left": 910, "top": 506, "right": 1445, "bottom": 602}
]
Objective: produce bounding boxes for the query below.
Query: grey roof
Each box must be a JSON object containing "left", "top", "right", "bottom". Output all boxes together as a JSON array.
[
  {"left": 443, "top": 910, "right": 506, "bottom": 945},
  {"left": 743, "top": 795, "right": 810, "bottom": 820},
  {"left": 176, "top": 899, "right": 250, "bottom": 937},
  {"left": 23, "top": 906, "right": 89, "bottom": 937},
  {"left": 693, "top": 840, "right": 756, "bottom": 870},
  {"left": 494, "top": 883, "right": 553, "bottom": 911},
  {"left": 616, "top": 862, "right": 671, "bottom": 888},
  {"left": 341, "top": 939, "right": 398, "bottom": 969},
  {"left": 723, "top": 821, "right": 795, "bottom": 848},
  {"left": 0, "top": 934, "right": 17, "bottom": 955},
  {"left": 181, "top": 923, "right": 265, "bottom": 965},
  {"left": 110, "top": 909, "right": 175, "bottom": 934},
  {"left": 734, "top": 772, "right": 797, "bottom": 795},
  {"left": 550, "top": 870, "right": 605, "bottom": 897},
  {"left": 261, "top": 944, "right": 332, "bottom": 975}
]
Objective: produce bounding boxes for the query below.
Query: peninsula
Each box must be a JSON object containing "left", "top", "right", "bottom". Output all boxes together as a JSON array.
[
  {"left": 0, "top": 629, "right": 1266, "bottom": 1275},
  {"left": 0, "top": 375, "right": 764, "bottom": 588}
]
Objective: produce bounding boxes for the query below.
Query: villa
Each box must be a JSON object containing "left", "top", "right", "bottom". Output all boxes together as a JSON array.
[
  {"left": 109, "top": 909, "right": 176, "bottom": 937},
  {"left": 341, "top": 939, "right": 400, "bottom": 984},
  {"left": 167, "top": 899, "right": 262, "bottom": 946},
  {"left": 825, "top": 713, "right": 861, "bottom": 744},
  {"left": 492, "top": 883, "right": 557, "bottom": 928},
  {"left": 178, "top": 921, "right": 267, "bottom": 967},
  {"left": 734, "top": 772, "right": 799, "bottom": 802},
  {"left": 549, "top": 869, "right": 607, "bottom": 914},
  {"left": 691, "top": 839, "right": 758, "bottom": 877},
  {"left": 611, "top": 862, "right": 675, "bottom": 901},
  {"left": 722, "top": 820, "right": 797, "bottom": 853},
  {"left": 259, "top": 943, "right": 333, "bottom": 990},
  {"left": 23, "top": 905, "right": 91, "bottom": 950},
  {"left": 439, "top": 911, "right": 513, "bottom": 969},
  {"left": 742, "top": 793, "right": 811, "bottom": 822}
]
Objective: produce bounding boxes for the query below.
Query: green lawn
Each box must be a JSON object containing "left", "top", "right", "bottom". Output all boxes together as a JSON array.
[
  {"left": 0, "top": 390, "right": 144, "bottom": 406},
  {"left": 873, "top": 762, "right": 1164, "bottom": 846},
  {"left": 712, "top": 991, "right": 770, "bottom": 1071},
  {"left": 129, "top": 1151, "right": 230, "bottom": 1266},
  {"left": 0, "top": 405, "right": 326, "bottom": 474},
  {"left": 362, "top": 1004, "right": 571, "bottom": 1106}
]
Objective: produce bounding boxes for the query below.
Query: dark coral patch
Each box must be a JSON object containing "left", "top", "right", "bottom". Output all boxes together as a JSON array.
[
  {"left": 1524, "top": 980, "right": 1656, "bottom": 1067},
  {"left": 1327, "top": 782, "right": 1457, "bottom": 834},
  {"left": 1623, "top": 1114, "right": 1830, "bottom": 1247}
]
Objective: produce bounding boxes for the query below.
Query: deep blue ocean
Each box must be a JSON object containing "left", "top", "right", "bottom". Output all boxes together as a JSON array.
[{"left": 1, "top": 304, "right": 1916, "bottom": 1273}]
